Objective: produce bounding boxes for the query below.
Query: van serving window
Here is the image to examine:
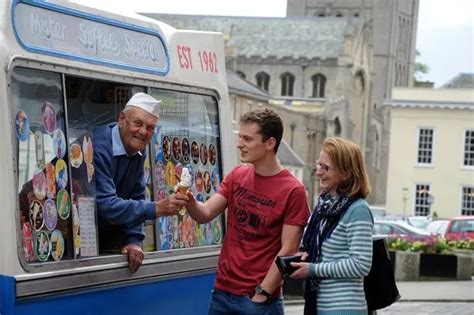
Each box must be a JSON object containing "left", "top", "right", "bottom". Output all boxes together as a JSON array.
[{"left": 13, "top": 66, "right": 224, "bottom": 267}]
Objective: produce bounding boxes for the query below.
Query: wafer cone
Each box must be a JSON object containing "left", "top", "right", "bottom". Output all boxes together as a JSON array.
[{"left": 177, "top": 185, "right": 189, "bottom": 215}]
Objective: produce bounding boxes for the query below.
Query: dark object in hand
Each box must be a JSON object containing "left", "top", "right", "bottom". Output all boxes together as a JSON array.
[{"left": 275, "top": 255, "right": 302, "bottom": 276}]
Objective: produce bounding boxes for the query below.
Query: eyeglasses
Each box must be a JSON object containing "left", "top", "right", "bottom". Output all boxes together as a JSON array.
[
  {"left": 316, "top": 161, "right": 332, "bottom": 172},
  {"left": 126, "top": 117, "right": 156, "bottom": 133}
]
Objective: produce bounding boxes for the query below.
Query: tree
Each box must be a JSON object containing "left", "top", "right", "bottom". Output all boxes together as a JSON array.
[{"left": 414, "top": 50, "right": 430, "bottom": 81}]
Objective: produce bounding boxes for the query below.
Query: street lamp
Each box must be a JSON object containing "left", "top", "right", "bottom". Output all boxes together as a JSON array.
[{"left": 402, "top": 188, "right": 409, "bottom": 218}]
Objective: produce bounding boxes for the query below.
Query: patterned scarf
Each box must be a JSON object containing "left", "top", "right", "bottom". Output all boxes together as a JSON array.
[{"left": 302, "top": 191, "right": 356, "bottom": 315}]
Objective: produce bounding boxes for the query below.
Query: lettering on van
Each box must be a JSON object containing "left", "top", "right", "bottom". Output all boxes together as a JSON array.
[
  {"left": 30, "top": 11, "right": 66, "bottom": 41},
  {"left": 14, "top": 3, "right": 169, "bottom": 74},
  {"left": 79, "top": 23, "right": 120, "bottom": 56},
  {"left": 123, "top": 34, "right": 160, "bottom": 62},
  {"left": 177, "top": 45, "right": 219, "bottom": 74}
]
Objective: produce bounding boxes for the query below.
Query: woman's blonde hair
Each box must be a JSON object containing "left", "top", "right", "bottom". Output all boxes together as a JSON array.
[{"left": 322, "top": 137, "right": 371, "bottom": 198}]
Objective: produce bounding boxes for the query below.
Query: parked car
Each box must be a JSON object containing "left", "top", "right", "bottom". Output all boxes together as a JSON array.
[
  {"left": 425, "top": 220, "right": 449, "bottom": 236},
  {"left": 373, "top": 220, "right": 431, "bottom": 240},
  {"left": 444, "top": 216, "right": 474, "bottom": 240},
  {"left": 406, "top": 216, "right": 432, "bottom": 229},
  {"left": 369, "top": 205, "right": 386, "bottom": 218}
]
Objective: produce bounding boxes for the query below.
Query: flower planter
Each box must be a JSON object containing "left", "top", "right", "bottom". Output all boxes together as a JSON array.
[
  {"left": 451, "top": 249, "right": 474, "bottom": 275},
  {"left": 391, "top": 251, "right": 473, "bottom": 281},
  {"left": 419, "top": 253, "right": 456, "bottom": 279},
  {"left": 391, "top": 250, "right": 420, "bottom": 281}
]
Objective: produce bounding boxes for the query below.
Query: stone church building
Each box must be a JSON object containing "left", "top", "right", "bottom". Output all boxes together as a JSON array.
[{"left": 144, "top": 0, "right": 419, "bottom": 206}]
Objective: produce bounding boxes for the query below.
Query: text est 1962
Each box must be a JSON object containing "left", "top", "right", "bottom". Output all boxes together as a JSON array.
[{"left": 177, "top": 45, "right": 219, "bottom": 74}]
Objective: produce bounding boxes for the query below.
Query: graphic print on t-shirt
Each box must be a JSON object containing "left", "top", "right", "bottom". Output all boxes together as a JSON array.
[{"left": 230, "top": 182, "right": 278, "bottom": 242}]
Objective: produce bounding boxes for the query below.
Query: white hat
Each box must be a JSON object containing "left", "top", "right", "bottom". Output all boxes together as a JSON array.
[{"left": 124, "top": 92, "right": 161, "bottom": 118}]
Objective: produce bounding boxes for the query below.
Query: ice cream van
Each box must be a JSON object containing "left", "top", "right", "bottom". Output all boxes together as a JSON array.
[{"left": 0, "top": 1, "right": 235, "bottom": 314}]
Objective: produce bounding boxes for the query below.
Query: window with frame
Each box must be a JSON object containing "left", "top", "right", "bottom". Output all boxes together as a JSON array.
[
  {"left": 463, "top": 130, "right": 474, "bottom": 167},
  {"left": 415, "top": 184, "right": 431, "bottom": 216},
  {"left": 280, "top": 72, "right": 295, "bottom": 97},
  {"left": 417, "top": 128, "right": 433, "bottom": 164},
  {"left": 311, "top": 73, "right": 326, "bottom": 98},
  {"left": 255, "top": 72, "right": 270, "bottom": 92},
  {"left": 13, "top": 66, "right": 224, "bottom": 266},
  {"left": 461, "top": 187, "right": 474, "bottom": 216}
]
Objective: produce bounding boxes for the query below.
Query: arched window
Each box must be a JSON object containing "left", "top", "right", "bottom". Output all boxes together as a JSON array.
[
  {"left": 311, "top": 73, "right": 326, "bottom": 97},
  {"left": 354, "top": 71, "right": 365, "bottom": 95},
  {"left": 236, "top": 71, "right": 246, "bottom": 79},
  {"left": 255, "top": 72, "right": 270, "bottom": 91},
  {"left": 280, "top": 72, "right": 295, "bottom": 96},
  {"left": 334, "top": 117, "right": 341, "bottom": 136}
]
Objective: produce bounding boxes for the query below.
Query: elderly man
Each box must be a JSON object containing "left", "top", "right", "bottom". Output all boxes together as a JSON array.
[{"left": 93, "top": 92, "right": 188, "bottom": 272}]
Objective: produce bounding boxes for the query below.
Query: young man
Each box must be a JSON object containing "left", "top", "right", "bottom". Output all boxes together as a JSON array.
[
  {"left": 93, "top": 92, "right": 188, "bottom": 273},
  {"left": 184, "top": 108, "right": 310, "bottom": 314}
]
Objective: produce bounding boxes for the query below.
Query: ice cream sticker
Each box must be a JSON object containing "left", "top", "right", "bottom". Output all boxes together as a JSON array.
[
  {"left": 209, "top": 143, "right": 217, "bottom": 165},
  {"left": 212, "top": 169, "right": 220, "bottom": 192},
  {"left": 200, "top": 143, "right": 208, "bottom": 165},
  {"left": 34, "top": 130, "right": 45, "bottom": 169},
  {"left": 15, "top": 110, "right": 30, "bottom": 141},
  {"left": 43, "top": 198, "right": 58, "bottom": 231},
  {"left": 72, "top": 203, "right": 80, "bottom": 257},
  {"left": 32, "top": 170, "right": 47, "bottom": 200},
  {"left": 22, "top": 222, "right": 34, "bottom": 262},
  {"left": 86, "top": 162, "right": 94, "bottom": 183},
  {"left": 53, "top": 129, "right": 66, "bottom": 159},
  {"left": 205, "top": 222, "right": 213, "bottom": 245},
  {"left": 45, "top": 162, "right": 56, "bottom": 199},
  {"left": 50, "top": 229, "right": 65, "bottom": 261},
  {"left": 41, "top": 102, "right": 57, "bottom": 134},
  {"left": 69, "top": 143, "right": 83, "bottom": 168},
  {"left": 162, "top": 135, "right": 171, "bottom": 160},
  {"left": 195, "top": 170, "right": 203, "bottom": 192},
  {"left": 55, "top": 159, "right": 68, "bottom": 189},
  {"left": 144, "top": 158, "right": 151, "bottom": 185},
  {"left": 212, "top": 220, "right": 222, "bottom": 244},
  {"left": 155, "top": 161, "right": 165, "bottom": 188},
  {"left": 159, "top": 216, "right": 173, "bottom": 250},
  {"left": 203, "top": 171, "right": 211, "bottom": 194},
  {"left": 29, "top": 200, "right": 44, "bottom": 232},
  {"left": 181, "top": 138, "right": 190, "bottom": 162},
  {"left": 35, "top": 231, "right": 50, "bottom": 262},
  {"left": 172, "top": 136, "right": 181, "bottom": 161},
  {"left": 191, "top": 141, "right": 199, "bottom": 164},
  {"left": 165, "top": 161, "right": 177, "bottom": 187},
  {"left": 82, "top": 136, "right": 94, "bottom": 164},
  {"left": 57, "top": 189, "right": 71, "bottom": 220}
]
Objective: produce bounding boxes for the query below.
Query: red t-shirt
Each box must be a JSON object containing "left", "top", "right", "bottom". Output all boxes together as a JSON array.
[{"left": 215, "top": 164, "right": 310, "bottom": 296}]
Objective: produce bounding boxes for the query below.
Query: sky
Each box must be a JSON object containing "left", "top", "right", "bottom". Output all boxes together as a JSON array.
[{"left": 73, "top": 0, "right": 473, "bottom": 87}]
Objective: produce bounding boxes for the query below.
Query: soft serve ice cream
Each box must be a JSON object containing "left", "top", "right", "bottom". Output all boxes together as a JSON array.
[
  {"left": 177, "top": 168, "right": 191, "bottom": 215},
  {"left": 178, "top": 167, "right": 192, "bottom": 188}
]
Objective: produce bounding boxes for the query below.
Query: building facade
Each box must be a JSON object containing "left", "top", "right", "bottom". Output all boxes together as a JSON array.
[
  {"left": 384, "top": 88, "right": 474, "bottom": 218},
  {"left": 143, "top": 0, "right": 419, "bottom": 205},
  {"left": 286, "top": 0, "right": 419, "bottom": 205}
]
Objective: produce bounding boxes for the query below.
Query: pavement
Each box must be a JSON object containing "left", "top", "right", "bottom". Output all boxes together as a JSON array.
[{"left": 284, "top": 279, "right": 474, "bottom": 314}]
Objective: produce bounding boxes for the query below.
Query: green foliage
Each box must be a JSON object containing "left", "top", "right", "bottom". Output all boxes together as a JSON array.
[{"left": 414, "top": 49, "right": 430, "bottom": 81}]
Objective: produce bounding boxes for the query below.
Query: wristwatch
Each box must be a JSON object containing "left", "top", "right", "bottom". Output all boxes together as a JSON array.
[{"left": 255, "top": 285, "right": 272, "bottom": 299}]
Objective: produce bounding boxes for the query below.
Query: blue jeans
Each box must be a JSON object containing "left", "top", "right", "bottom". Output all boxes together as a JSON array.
[{"left": 208, "top": 288, "right": 284, "bottom": 315}]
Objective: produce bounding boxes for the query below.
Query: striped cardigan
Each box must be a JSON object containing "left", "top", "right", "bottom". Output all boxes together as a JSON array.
[{"left": 309, "top": 198, "right": 374, "bottom": 315}]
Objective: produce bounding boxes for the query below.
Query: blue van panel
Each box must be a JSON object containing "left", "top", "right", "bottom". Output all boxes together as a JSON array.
[{"left": 1, "top": 273, "right": 215, "bottom": 315}]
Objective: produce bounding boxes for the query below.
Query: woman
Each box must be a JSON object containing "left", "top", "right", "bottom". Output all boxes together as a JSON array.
[{"left": 291, "top": 137, "right": 373, "bottom": 315}]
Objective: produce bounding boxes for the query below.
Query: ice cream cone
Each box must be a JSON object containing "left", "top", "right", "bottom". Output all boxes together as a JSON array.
[{"left": 177, "top": 185, "right": 189, "bottom": 215}]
